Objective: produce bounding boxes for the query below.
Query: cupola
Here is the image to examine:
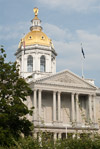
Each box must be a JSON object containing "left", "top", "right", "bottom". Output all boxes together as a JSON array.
[{"left": 16, "top": 8, "right": 57, "bottom": 80}]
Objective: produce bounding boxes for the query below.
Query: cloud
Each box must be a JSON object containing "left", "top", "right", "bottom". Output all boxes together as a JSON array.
[
  {"left": 0, "top": 21, "right": 30, "bottom": 62},
  {"left": 43, "top": 23, "right": 72, "bottom": 41},
  {"left": 36, "top": 0, "right": 100, "bottom": 13},
  {"left": 77, "top": 30, "right": 100, "bottom": 43},
  {"left": 0, "top": 21, "right": 30, "bottom": 41},
  {"left": 5, "top": 44, "right": 18, "bottom": 61},
  {"left": 76, "top": 30, "right": 100, "bottom": 54},
  {"left": 42, "top": 23, "right": 100, "bottom": 77}
]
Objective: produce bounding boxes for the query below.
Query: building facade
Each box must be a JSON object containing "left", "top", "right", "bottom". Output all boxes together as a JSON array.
[{"left": 15, "top": 8, "right": 100, "bottom": 139}]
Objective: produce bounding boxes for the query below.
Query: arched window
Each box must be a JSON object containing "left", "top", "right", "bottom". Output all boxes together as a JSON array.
[
  {"left": 27, "top": 55, "right": 33, "bottom": 72},
  {"left": 40, "top": 55, "right": 45, "bottom": 72}
]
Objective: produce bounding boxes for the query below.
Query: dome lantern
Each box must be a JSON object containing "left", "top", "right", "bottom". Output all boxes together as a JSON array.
[{"left": 30, "top": 7, "right": 42, "bottom": 31}]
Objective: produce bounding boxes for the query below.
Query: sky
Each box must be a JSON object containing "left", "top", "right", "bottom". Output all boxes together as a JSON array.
[{"left": 0, "top": 0, "right": 100, "bottom": 87}]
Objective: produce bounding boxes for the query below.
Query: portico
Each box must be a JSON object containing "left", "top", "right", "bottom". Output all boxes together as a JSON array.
[
  {"left": 33, "top": 90, "right": 96, "bottom": 124},
  {"left": 31, "top": 70, "right": 98, "bottom": 139}
]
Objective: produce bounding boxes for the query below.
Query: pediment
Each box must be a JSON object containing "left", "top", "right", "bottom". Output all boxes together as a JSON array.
[{"left": 36, "top": 70, "right": 97, "bottom": 89}]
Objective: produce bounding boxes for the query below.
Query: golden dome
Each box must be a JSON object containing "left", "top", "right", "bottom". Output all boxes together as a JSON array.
[
  {"left": 19, "top": 30, "right": 51, "bottom": 48},
  {"left": 18, "top": 8, "right": 53, "bottom": 48}
]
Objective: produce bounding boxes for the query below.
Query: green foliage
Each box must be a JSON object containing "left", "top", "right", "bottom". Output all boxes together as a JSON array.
[
  {"left": 0, "top": 47, "right": 33, "bottom": 146},
  {"left": 12, "top": 136, "right": 40, "bottom": 149},
  {"left": 1, "top": 133, "right": 100, "bottom": 149}
]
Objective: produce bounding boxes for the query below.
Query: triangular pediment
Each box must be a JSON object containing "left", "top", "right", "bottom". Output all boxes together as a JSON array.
[{"left": 36, "top": 70, "right": 97, "bottom": 89}]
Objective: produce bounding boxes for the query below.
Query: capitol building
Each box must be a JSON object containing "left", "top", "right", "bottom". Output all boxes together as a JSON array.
[{"left": 15, "top": 8, "right": 100, "bottom": 139}]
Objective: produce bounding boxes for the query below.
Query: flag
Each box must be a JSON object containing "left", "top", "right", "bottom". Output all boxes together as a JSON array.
[
  {"left": 81, "top": 47, "right": 85, "bottom": 58},
  {"left": 23, "top": 40, "right": 25, "bottom": 49}
]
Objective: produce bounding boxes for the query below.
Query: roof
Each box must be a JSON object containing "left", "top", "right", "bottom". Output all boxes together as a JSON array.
[{"left": 19, "top": 30, "right": 52, "bottom": 48}]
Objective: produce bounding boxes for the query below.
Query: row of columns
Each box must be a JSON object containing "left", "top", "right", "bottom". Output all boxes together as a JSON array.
[
  {"left": 33, "top": 89, "right": 96, "bottom": 124},
  {"left": 34, "top": 132, "right": 63, "bottom": 140},
  {"left": 34, "top": 132, "right": 77, "bottom": 140},
  {"left": 71, "top": 93, "right": 96, "bottom": 123}
]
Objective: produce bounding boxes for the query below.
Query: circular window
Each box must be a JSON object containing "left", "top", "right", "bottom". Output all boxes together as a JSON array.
[
  {"left": 28, "top": 36, "right": 32, "bottom": 39},
  {"left": 41, "top": 36, "right": 45, "bottom": 40}
]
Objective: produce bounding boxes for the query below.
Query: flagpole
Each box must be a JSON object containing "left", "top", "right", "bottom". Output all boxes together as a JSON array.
[
  {"left": 81, "top": 52, "right": 84, "bottom": 78},
  {"left": 81, "top": 43, "right": 84, "bottom": 78}
]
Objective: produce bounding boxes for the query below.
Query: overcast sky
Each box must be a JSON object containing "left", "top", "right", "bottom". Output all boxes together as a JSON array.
[{"left": 0, "top": 0, "right": 100, "bottom": 87}]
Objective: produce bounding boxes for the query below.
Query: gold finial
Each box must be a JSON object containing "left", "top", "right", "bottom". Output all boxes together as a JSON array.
[{"left": 33, "top": 7, "right": 39, "bottom": 16}]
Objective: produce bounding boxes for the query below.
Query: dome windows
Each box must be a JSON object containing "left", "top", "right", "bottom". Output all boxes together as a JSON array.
[
  {"left": 28, "top": 36, "right": 32, "bottom": 40},
  {"left": 40, "top": 55, "right": 45, "bottom": 72},
  {"left": 41, "top": 36, "right": 45, "bottom": 40},
  {"left": 27, "top": 55, "right": 33, "bottom": 72}
]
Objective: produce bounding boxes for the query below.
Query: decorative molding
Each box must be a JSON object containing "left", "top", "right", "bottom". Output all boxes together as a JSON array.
[{"left": 34, "top": 70, "right": 97, "bottom": 90}]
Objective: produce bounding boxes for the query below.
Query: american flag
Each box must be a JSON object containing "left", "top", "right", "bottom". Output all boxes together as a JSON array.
[{"left": 81, "top": 47, "right": 85, "bottom": 58}]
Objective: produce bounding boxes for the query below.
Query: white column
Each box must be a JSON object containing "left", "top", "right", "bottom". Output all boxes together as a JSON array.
[
  {"left": 88, "top": 94, "right": 92, "bottom": 121},
  {"left": 66, "top": 126, "right": 67, "bottom": 139},
  {"left": 38, "top": 90, "right": 42, "bottom": 121},
  {"left": 73, "top": 134, "right": 76, "bottom": 138},
  {"left": 58, "top": 92, "right": 61, "bottom": 122},
  {"left": 71, "top": 93, "right": 75, "bottom": 122},
  {"left": 76, "top": 93, "right": 79, "bottom": 123},
  {"left": 33, "top": 89, "right": 37, "bottom": 121},
  {"left": 54, "top": 133, "right": 57, "bottom": 140},
  {"left": 58, "top": 133, "right": 61, "bottom": 139},
  {"left": 93, "top": 95, "right": 96, "bottom": 123},
  {"left": 86, "top": 97, "right": 89, "bottom": 121},
  {"left": 53, "top": 91, "right": 56, "bottom": 122}
]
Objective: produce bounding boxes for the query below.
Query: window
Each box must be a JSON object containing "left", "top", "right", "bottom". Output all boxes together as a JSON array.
[
  {"left": 27, "top": 55, "right": 33, "bottom": 72},
  {"left": 29, "top": 36, "right": 32, "bottom": 39},
  {"left": 41, "top": 36, "right": 45, "bottom": 40},
  {"left": 40, "top": 55, "right": 45, "bottom": 72}
]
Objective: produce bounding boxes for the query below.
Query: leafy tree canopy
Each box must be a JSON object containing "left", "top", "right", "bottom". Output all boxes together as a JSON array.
[{"left": 0, "top": 47, "right": 33, "bottom": 146}]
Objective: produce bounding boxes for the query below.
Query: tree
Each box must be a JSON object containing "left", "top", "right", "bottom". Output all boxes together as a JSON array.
[{"left": 0, "top": 47, "right": 33, "bottom": 146}]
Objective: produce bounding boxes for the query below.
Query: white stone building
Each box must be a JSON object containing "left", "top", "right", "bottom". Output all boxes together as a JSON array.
[{"left": 15, "top": 8, "right": 100, "bottom": 139}]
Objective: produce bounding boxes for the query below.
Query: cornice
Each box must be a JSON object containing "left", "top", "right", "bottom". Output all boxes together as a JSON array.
[
  {"left": 15, "top": 44, "right": 57, "bottom": 56},
  {"left": 35, "top": 82, "right": 96, "bottom": 90}
]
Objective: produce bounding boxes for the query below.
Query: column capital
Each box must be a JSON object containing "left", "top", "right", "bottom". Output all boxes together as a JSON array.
[
  {"left": 92, "top": 94, "right": 96, "bottom": 97},
  {"left": 53, "top": 91, "right": 57, "bottom": 94},
  {"left": 71, "top": 92, "right": 75, "bottom": 95},
  {"left": 88, "top": 94, "right": 93, "bottom": 97},
  {"left": 75, "top": 93, "right": 79, "bottom": 96},
  {"left": 38, "top": 89, "right": 42, "bottom": 92},
  {"left": 33, "top": 89, "right": 37, "bottom": 92},
  {"left": 57, "top": 91, "right": 61, "bottom": 94}
]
